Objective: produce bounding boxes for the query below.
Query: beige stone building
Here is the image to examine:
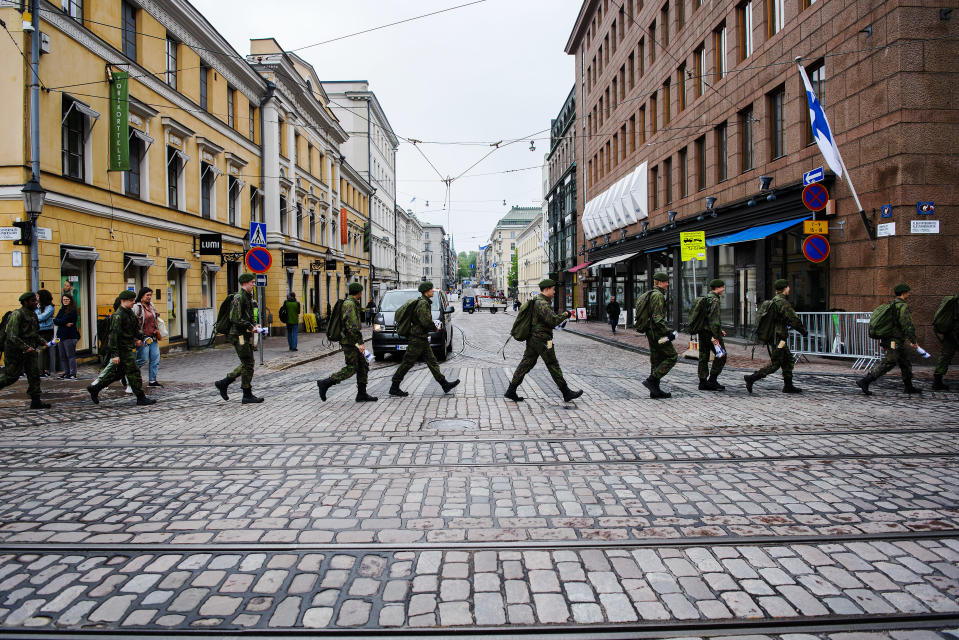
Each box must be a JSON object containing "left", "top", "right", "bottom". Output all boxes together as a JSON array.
[{"left": 516, "top": 213, "right": 548, "bottom": 302}]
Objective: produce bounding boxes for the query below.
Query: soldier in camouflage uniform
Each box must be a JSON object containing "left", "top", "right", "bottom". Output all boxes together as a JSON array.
[
  {"left": 640, "top": 272, "right": 678, "bottom": 399},
  {"left": 857, "top": 283, "right": 922, "bottom": 395},
  {"left": 698, "top": 279, "right": 728, "bottom": 391},
  {"left": 505, "top": 278, "right": 583, "bottom": 403},
  {"left": 933, "top": 293, "right": 958, "bottom": 391},
  {"left": 316, "top": 282, "right": 377, "bottom": 402},
  {"left": 744, "top": 279, "right": 808, "bottom": 394},
  {"left": 214, "top": 273, "right": 264, "bottom": 403},
  {"left": 389, "top": 281, "right": 459, "bottom": 397},
  {"left": 0, "top": 292, "right": 51, "bottom": 409},
  {"left": 87, "top": 290, "right": 156, "bottom": 406}
]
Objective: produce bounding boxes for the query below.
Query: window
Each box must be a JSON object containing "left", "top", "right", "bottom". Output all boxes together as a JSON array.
[
  {"left": 695, "top": 45, "right": 706, "bottom": 97},
  {"left": 716, "top": 122, "right": 728, "bottom": 181},
  {"left": 629, "top": 115, "right": 637, "bottom": 152},
  {"left": 62, "top": 99, "right": 85, "bottom": 180},
  {"left": 200, "top": 162, "right": 215, "bottom": 219},
  {"left": 611, "top": 21, "right": 617, "bottom": 52},
  {"left": 651, "top": 165, "right": 659, "bottom": 209},
  {"left": 804, "top": 61, "right": 825, "bottom": 146},
  {"left": 738, "top": 1, "right": 753, "bottom": 60},
  {"left": 121, "top": 1, "right": 136, "bottom": 60},
  {"left": 613, "top": 134, "right": 619, "bottom": 167},
  {"left": 661, "top": 5, "right": 669, "bottom": 46},
  {"left": 638, "top": 38, "right": 646, "bottom": 76},
  {"left": 677, "top": 64, "right": 686, "bottom": 111},
  {"left": 664, "top": 157, "right": 673, "bottom": 204},
  {"left": 677, "top": 0, "right": 685, "bottom": 31},
  {"left": 767, "top": 0, "right": 784, "bottom": 36},
  {"left": 802, "top": 0, "right": 817, "bottom": 9},
  {"left": 768, "top": 85, "right": 785, "bottom": 159},
  {"left": 679, "top": 148, "right": 688, "bottom": 198},
  {"left": 649, "top": 23, "right": 656, "bottom": 63},
  {"left": 663, "top": 80, "right": 671, "bottom": 125},
  {"left": 612, "top": 78, "right": 618, "bottom": 110},
  {"left": 250, "top": 186, "right": 260, "bottom": 223},
  {"left": 165, "top": 35, "right": 178, "bottom": 89},
  {"left": 228, "top": 176, "right": 239, "bottom": 226},
  {"left": 167, "top": 146, "right": 181, "bottom": 209},
  {"left": 619, "top": 65, "right": 626, "bottom": 100},
  {"left": 695, "top": 136, "right": 706, "bottom": 191},
  {"left": 307, "top": 143, "right": 313, "bottom": 174},
  {"left": 227, "top": 87, "right": 235, "bottom": 128},
  {"left": 605, "top": 141, "right": 611, "bottom": 173},
  {"left": 650, "top": 93, "right": 657, "bottom": 133},
  {"left": 740, "top": 107, "right": 754, "bottom": 172},
  {"left": 200, "top": 64, "right": 209, "bottom": 111},
  {"left": 639, "top": 105, "right": 647, "bottom": 143},
  {"left": 125, "top": 132, "right": 143, "bottom": 198},
  {"left": 628, "top": 52, "right": 635, "bottom": 88},
  {"left": 63, "top": 0, "right": 82, "bottom": 22},
  {"left": 279, "top": 195, "right": 288, "bottom": 234},
  {"left": 714, "top": 23, "right": 728, "bottom": 79},
  {"left": 249, "top": 105, "right": 255, "bottom": 140}
]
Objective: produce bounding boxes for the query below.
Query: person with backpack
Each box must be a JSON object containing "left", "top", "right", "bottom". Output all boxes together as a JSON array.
[
  {"left": 744, "top": 279, "right": 809, "bottom": 394},
  {"left": 316, "top": 283, "right": 377, "bottom": 403},
  {"left": 693, "top": 279, "right": 728, "bottom": 391},
  {"left": 0, "top": 292, "right": 51, "bottom": 410},
  {"left": 389, "top": 282, "right": 460, "bottom": 397},
  {"left": 281, "top": 293, "right": 300, "bottom": 351},
  {"left": 606, "top": 297, "right": 621, "bottom": 334},
  {"left": 504, "top": 279, "right": 582, "bottom": 403},
  {"left": 214, "top": 273, "right": 264, "bottom": 404},
  {"left": 634, "top": 272, "right": 678, "bottom": 399},
  {"left": 86, "top": 290, "right": 156, "bottom": 407},
  {"left": 932, "top": 294, "right": 958, "bottom": 390},
  {"left": 132, "top": 287, "right": 163, "bottom": 388},
  {"left": 856, "top": 283, "right": 923, "bottom": 396}
]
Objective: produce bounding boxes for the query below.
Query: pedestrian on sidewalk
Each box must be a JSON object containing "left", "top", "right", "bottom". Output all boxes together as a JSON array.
[
  {"left": 744, "top": 279, "right": 808, "bottom": 394},
  {"left": 87, "top": 290, "right": 155, "bottom": 406},
  {"left": 388, "top": 281, "right": 460, "bottom": 398},
  {"left": 932, "top": 293, "right": 958, "bottom": 391},
  {"left": 504, "top": 279, "right": 582, "bottom": 403},
  {"left": 366, "top": 298, "right": 376, "bottom": 327},
  {"left": 133, "top": 287, "right": 163, "bottom": 388},
  {"left": 35, "top": 289, "right": 55, "bottom": 378},
  {"left": 636, "top": 273, "right": 677, "bottom": 399},
  {"left": 316, "top": 283, "right": 377, "bottom": 403},
  {"left": 214, "top": 274, "right": 264, "bottom": 404},
  {"left": 697, "top": 279, "right": 728, "bottom": 391},
  {"left": 53, "top": 293, "right": 79, "bottom": 380},
  {"left": 856, "top": 283, "right": 924, "bottom": 396},
  {"left": 0, "top": 292, "right": 51, "bottom": 410},
  {"left": 281, "top": 293, "right": 300, "bottom": 351},
  {"left": 606, "top": 297, "right": 621, "bottom": 334}
]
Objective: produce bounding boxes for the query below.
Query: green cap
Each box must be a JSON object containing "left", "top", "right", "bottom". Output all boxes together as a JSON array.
[
  {"left": 774, "top": 278, "right": 789, "bottom": 291},
  {"left": 419, "top": 281, "right": 434, "bottom": 293},
  {"left": 894, "top": 283, "right": 911, "bottom": 295},
  {"left": 653, "top": 272, "right": 669, "bottom": 282},
  {"left": 117, "top": 290, "right": 136, "bottom": 300},
  {"left": 709, "top": 279, "right": 725, "bottom": 289},
  {"left": 539, "top": 278, "right": 556, "bottom": 290},
  {"left": 348, "top": 282, "right": 363, "bottom": 294},
  {"left": 18, "top": 292, "right": 35, "bottom": 303},
  {"left": 238, "top": 273, "right": 255, "bottom": 284}
]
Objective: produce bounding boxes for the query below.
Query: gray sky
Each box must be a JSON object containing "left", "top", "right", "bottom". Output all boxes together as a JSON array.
[{"left": 192, "top": 0, "right": 581, "bottom": 253}]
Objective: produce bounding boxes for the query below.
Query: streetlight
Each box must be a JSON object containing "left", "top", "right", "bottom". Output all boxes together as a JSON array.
[{"left": 21, "top": 176, "right": 46, "bottom": 219}]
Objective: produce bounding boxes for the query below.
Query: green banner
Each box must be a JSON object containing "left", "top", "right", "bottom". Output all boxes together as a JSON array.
[{"left": 109, "top": 72, "right": 129, "bottom": 171}]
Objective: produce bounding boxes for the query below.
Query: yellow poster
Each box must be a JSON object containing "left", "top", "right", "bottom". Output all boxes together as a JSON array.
[{"left": 680, "top": 231, "right": 706, "bottom": 261}]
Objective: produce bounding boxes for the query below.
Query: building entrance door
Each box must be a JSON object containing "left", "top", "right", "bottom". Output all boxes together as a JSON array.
[{"left": 736, "top": 266, "right": 757, "bottom": 339}]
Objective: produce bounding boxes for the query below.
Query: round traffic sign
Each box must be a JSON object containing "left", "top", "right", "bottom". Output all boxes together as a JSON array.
[
  {"left": 245, "top": 247, "right": 272, "bottom": 273},
  {"left": 802, "top": 183, "right": 829, "bottom": 211},
  {"left": 802, "top": 234, "right": 830, "bottom": 263}
]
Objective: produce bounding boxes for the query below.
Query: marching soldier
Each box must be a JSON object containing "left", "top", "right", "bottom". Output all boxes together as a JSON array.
[
  {"left": 698, "top": 279, "right": 728, "bottom": 391},
  {"left": 87, "top": 290, "right": 156, "bottom": 406},
  {"left": 933, "top": 293, "right": 958, "bottom": 390},
  {"left": 642, "top": 272, "right": 677, "bottom": 399},
  {"left": 316, "top": 282, "right": 377, "bottom": 402},
  {"left": 389, "top": 282, "right": 459, "bottom": 397},
  {"left": 856, "top": 283, "right": 922, "bottom": 395},
  {"left": 744, "top": 279, "right": 808, "bottom": 394},
  {"left": 504, "top": 278, "right": 582, "bottom": 403},
  {"left": 214, "top": 273, "right": 264, "bottom": 403},
  {"left": 0, "top": 292, "right": 51, "bottom": 410}
]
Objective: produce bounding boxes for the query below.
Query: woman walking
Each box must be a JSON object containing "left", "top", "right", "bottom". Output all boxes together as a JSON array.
[
  {"left": 35, "top": 289, "right": 55, "bottom": 377},
  {"left": 54, "top": 294, "right": 80, "bottom": 379},
  {"left": 133, "top": 287, "right": 163, "bottom": 387}
]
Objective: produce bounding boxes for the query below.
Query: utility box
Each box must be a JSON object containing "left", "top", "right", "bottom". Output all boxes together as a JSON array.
[{"left": 186, "top": 308, "right": 215, "bottom": 347}]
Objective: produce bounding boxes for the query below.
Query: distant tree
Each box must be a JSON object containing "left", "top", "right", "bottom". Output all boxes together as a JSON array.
[
  {"left": 508, "top": 250, "right": 518, "bottom": 289},
  {"left": 457, "top": 250, "right": 478, "bottom": 280}
]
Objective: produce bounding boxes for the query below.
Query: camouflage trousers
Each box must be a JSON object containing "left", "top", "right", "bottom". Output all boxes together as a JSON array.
[
  {"left": 228, "top": 336, "right": 255, "bottom": 389},
  {"left": 393, "top": 337, "right": 445, "bottom": 384},
  {"left": 869, "top": 340, "right": 912, "bottom": 382},
  {"left": 697, "top": 333, "right": 727, "bottom": 380},
  {"left": 332, "top": 343, "right": 368, "bottom": 385},
  {"left": 647, "top": 335, "right": 678, "bottom": 381},
  {"left": 95, "top": 349, "right": 143, "bottom": 394},
  {"left": 935, "top": 335, "right": 956, "bottom": 376},
  {"left": 0, "top": 349, "right": 42, "bottom": 397},
  {"left": 510, "top": 337, "right": 566, "bottom": 389},
  {"left": 755, "top": 343, "right": 795, "bottom": 379}
]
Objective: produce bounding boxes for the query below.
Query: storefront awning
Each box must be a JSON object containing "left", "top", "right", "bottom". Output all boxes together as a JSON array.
[
  {"left": 706, "top": 216, "right": 810, "bottom": 247},
  {"left": 590, "top": 252, "right": 640, "bottom": 268},
  {"left": 201, "top": 262, "right": 221, "bottom": 273},
  {"left": 567, "top": 261, "right": 593, "bottom": 273},
  {"left": 124, "top": 254, "right": 155, "bottom": 269},
  {"left": 167, "top": 258, "right": 191, "bottom": 271},
  {"left": 61, "top": 248, "right": 99, "bottom": 263}
]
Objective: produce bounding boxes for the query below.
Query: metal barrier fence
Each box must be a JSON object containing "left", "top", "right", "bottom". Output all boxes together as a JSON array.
[{"left": 788, "top": 311, "right": 881, "bottom": 370}]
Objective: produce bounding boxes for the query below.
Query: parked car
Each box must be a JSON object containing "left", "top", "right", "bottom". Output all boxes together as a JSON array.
[{"left": 371, "top": 289, "right": 455, "bottom": 361}]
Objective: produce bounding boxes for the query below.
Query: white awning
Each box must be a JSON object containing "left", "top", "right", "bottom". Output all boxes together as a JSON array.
[
  {"left": 201, "top": 262, "right": 221, "bottom": 273},
  {"left": 61, "top": 248, "right": 99, "bottom": 264},
  {"left": 591, "top": 252, "right": 640, "bottom": 268},
  {"left": 167, "top": 258, "right": 191, "bottom": 271},
  {"left": 582, "top": 162, "right": 648, "bottom": 240},
  {"left": 124, "top": 254, "right": 155, "bottom": 269},
  {"left": 62, "top": 99, "right": 100, "bottom": 125},
  {"left": 130, "top": 128, "right": 154, "bottom": 150}
]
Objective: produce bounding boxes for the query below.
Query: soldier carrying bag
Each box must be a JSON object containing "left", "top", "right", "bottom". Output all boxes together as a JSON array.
[
  {"left": 633, "top": 290, "right": 655, "bottom": 333},
  {"left": 753, "top": 298, "right": 781, "bottom": 346},
  {"left": 933, "top": 295, "right": 958, "bottom": 336},
  {"left": 394, "top": 298, "right": 418, "bottom": 339},
  {"left": 0, "top": 310, "right": 13, "bottom": 354},
  {"left": 510, "top": 300, "right": 535, "bottom": 342},
  {"left": 686, "top": 296, "right": 710, "bottom": 333},
  {"left": 326, "top": 298, "right": 346, "bottom": 343},
  {"left": 868, "top": 301, "right": 899, "bottom": 340}
]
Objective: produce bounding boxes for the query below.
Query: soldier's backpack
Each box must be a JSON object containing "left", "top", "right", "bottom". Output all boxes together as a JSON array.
[
  {"left": 933, "top": 295, "right": 958, "bottom": 334},
  {"left": 325, "top": 298, "right": 346, "bottom": 343},
  {"left": 753, "top": 298, "right": 781, "bottom": 345},
  {"left": 686, "top": 296, "right": 710, "bottom": 333},
  {"left": 394, "top": 298, "right": 418, "bottom": 339},
  {"left": 868, "top": 301, "right": 899, "bottom": 340},
  {"left": 0, "top": 310, "right": 13, "bottom": 354},
  {"left": 213, "top": 294, "right": 237, "bottom": 335},
  {"left": 510, "top": 300, "right": 535, "bottom": 341},
  {"left": 633, "top": 290, "right": 655, "bottom": 333}
]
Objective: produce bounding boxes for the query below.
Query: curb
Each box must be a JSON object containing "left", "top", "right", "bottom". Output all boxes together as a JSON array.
[{"left": 267, "top": 337, "right": 371, "bottom": 371}]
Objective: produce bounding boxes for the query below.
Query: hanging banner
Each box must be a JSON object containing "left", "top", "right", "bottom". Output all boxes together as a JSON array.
[
  {"left": 340, "top": 207, "right": 348, "bottom": 245},
  {"left": 109, "top": 72, "right": 130, "bottom": 171}
]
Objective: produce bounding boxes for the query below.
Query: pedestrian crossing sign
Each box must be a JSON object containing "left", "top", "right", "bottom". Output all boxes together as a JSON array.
[{"left": 249, "top": 222, "right": 267, "bottom": 248}]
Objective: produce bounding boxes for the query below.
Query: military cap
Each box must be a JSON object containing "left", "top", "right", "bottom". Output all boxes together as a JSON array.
[
  {"left": 894, "top": 283, "right": 911, "bottom": 295},
  {"left": 418, "top": 281, "right": 434, "bottom": 293},
  {"left": 348, "top": 282, "right": 363, "bottom": 294},
  {"left": 117, "top": 290, "right": 137, "bottom": 301},
  {"left": 18, "top": 292, "right": 36, "bottom": 303},
  {"left": 238, "top": 273, "right": 255, "bottom": 284},
  {"left": 709, "top": 279, "right": 725, "bottom": 289},
  {"left": 653, "top": 272, "right": 669, "bottom": 282},
  {"left": 539, "top": 278, "right": 556, "bottom": 290},
  {"left": 774, "top": 278, "right": 789, "bottom": 291}
]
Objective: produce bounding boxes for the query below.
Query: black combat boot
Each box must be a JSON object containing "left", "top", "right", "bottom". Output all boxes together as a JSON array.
[
  {"left": 561, "top": 385, "right": 584, "bottom": 402},
  {"left": 389, "top": 381, "right": 409, "bottom": 397},
  {"left": 932, "top": 375, "right": 950, "bottom": 391},
  {"left": 355, "top": 384, "right": 378, "bottom": 402},
  {"left": 317, "top": 377, "right": 336, "bottom": 401},
  {"left": 706, "top": 374, "right": 725, "bottom": 391},
  {"left": 698, "top": 378, "right": 710, "bottom": 390},
  {"left": 86, "top": 382, "right": 102, "bottom": 404},
  {"left": 743, "top": 373, "right": 760, "bottom": 394},
  {"left": 504, "top": 383, "right": 525, "bottom": 402},
  {"left": 440, "top": 379, "right": 460, "bottom": 394},
  {"left": 214, "top": 376, "right": 236, "bottom": 401},
  {"left": 29, "top": 396, "right": 51, "bottom": 410},
  {"left": 644, "top": 377, "right": 671, "bottom": 399},
  {"left": 782, "top": 377, "right": 802, "bottom": 394},
  {"left": 904, "top": 380, "right": 923, "bottom": 395},
  {"left": 856, "top": 375, "right": 873, "bottom": 396},
  {"left": 135, "top": 392, "right": 157, "bottom": 406},
  {"left": 242, "top": 388, "right": 264, "bottom": 404}
]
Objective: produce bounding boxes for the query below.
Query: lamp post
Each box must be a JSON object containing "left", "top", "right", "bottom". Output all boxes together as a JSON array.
[{"left": 21, "top": 176, "right": 45, "bottom": 291}]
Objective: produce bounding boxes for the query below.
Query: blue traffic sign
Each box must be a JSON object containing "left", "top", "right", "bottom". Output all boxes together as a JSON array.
[
  {"left": 255, "top": 274, "right": 267, "bottom": 287},
  {"left": 917, "top": 201, "right": 935, "bottom": 215},
  {"left": 245, "top": 247, "right": 272, "bottom": 273},
  {"left": 803, "top": 167, "right": 824, "bottom": 185},
  {"left": 249, "top": 221, "right": 267, "bottom": 247},
  {"left": 880, "top": 205, "right": 893, "bottom": 218},
  {"left": 802, "top": 234, "right": 830, "bottom": 263},
  {"left": 802, "top": 183, "right": 829, "bottom": 212}
]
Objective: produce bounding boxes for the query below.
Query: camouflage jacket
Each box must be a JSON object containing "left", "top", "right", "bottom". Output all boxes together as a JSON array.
[
  {"left": 772, "top": 293, "right": 807, "bottom": 340},
  {"left": 647, "top": 288, "right": 669, "bottom": 339},
  {"left": 409, "top": 295, "right": 435, "bottom": 340},
  {"left": 4, "top": 307, "right": 45, "bottom": 353},
  {"left": 229, "top": 289, "right": 255, "bottom": 337},
  {"left": 705, "top": 291, "right": 723, "bottom": 338},
  {"left": 891, "top": 298, "right": 917, "bottom": 343},
  {"left": 109, "top": 306, "right": 143, "bottom": 357},
  {"left": 340, "top": 296, "right": 364, "bottom": 346},
  {"left": 531, "top": 294, "right": 570, "bottom": 342}
]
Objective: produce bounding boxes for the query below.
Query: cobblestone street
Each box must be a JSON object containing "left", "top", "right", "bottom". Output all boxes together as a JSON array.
[{"left": 0, "top": 311, "right": 956, "bottom": 637}]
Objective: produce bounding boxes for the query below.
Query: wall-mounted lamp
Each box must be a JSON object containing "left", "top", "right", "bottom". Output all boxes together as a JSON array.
[
  {"left": 759, "top": 176, "right": 773, "bottom": 190},
  {"left": 705, "top": 196, "right": 717, "bottom": 209}
]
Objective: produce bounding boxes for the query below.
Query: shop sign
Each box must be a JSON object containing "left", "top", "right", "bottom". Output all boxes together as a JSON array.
[
  {"left": 109, "top": 72, "right": 130, "bottom": 171},
  {"left": 910, "top": 220, "right": 939, "bottom": 234},
  {"left": 199, "top": 233, "right": 222, "bottom": 255}
]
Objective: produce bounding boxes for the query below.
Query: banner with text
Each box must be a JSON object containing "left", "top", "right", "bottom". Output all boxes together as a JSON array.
[
  {"left": 340, "top": 207, "right": 348, "bottom": 245},
  {"left": 109, "top": 72, "right": 130, "bottom": 171}
]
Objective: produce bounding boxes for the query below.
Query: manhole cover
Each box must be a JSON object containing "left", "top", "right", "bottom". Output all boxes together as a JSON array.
[{"left": 428, "top": 419, "right": 476, "bottom": 431}]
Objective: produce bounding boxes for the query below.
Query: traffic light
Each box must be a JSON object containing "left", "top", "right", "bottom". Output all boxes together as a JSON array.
[
  {"left": 362, "top": 222, "right": 371, "bottom": 253},
  {"left": 12, "top": 220, "right": 32, "bottom": 246}
]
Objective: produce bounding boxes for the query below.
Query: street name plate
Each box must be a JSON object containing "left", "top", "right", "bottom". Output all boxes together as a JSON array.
[
  {"left": 911, "top": 220, "right": 939, "bottom": 234},
  {"left": 0, "top": 227, "right": 21, "bottom": 241},
  {"left": 877, "top": 222, "right": 896, "bottom": 238}
]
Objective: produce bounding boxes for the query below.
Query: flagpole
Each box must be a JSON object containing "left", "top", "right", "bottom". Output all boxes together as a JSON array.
[{"left": 837, "top": 153, "right": 875, "bottom": 250}]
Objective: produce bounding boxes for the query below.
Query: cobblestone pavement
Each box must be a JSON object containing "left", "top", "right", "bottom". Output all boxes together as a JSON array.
[{"left": 0, "top": 311, "right": 956, "bottom": 636}]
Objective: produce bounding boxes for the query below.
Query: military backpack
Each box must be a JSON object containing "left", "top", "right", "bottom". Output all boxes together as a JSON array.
[
  {"left": 633, "top": 290, "right": 655, "bottom": 333},
  {"left": 868, "top": 301, "right": 899, "bottom": 340},
  {"left": 753, "top": 298, "right": 781, "bottom": 345},
  {"left": 686, "top": 296, "right": 710, "bottom": 333},
  {"left": 394, "top": 298, "right": 418, "bottom": 339},
  {"left": 0, "top": 310, "right": 13, "bottom": 354},
  {"left": 933, "top": 295, "right": 958, "bottom": 335},
  {"left": 326, "top": 298, "right": 346, "bottom": 342},
  {"left": 510, "top": 300, "right": 535, "bottom": 341},
  {"left": 213, "top": 294, "right": 237, "bottom": 335}
]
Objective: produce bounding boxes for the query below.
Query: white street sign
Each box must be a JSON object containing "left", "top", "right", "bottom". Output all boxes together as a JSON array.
[
  {"left": 877, "top": 222, "right": 895, "bottom": 238},
  {"left": 36, "top": 227, "right": 52, "bottom": 241},
  {"left": 911, "top": 220, "right": 940, "bottom": 234},
  {"left": 0, "top": 227, "right": 21, "bottom": 241}
]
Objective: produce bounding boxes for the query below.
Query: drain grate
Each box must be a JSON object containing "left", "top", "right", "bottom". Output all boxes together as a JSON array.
[{"left": 428, "top": 418, "right": 476, "bottom": 431}]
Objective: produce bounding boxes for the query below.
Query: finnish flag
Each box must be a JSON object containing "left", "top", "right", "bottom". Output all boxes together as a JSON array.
[{"left": 799, "top": 63, "right": 843, "bottom": 178}]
